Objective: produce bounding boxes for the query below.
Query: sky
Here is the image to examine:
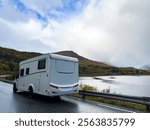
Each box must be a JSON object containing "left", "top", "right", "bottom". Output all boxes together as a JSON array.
[{"left": 0, "top": 0, "right": 150, "bottom": 67}]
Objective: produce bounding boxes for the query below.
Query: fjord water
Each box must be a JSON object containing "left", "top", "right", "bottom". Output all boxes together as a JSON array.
[{"left": 79, "top": 76, "right": 150, "bottom": 97}]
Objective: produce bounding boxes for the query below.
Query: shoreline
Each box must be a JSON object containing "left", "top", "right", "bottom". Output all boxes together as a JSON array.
[{"left": 79, "top": 74, "right": 150, "bottom": 77}]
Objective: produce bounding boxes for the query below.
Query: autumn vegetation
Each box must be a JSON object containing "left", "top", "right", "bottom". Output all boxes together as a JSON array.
[{"left": 0, "top": 46, "right": 150, "bottom": 78}]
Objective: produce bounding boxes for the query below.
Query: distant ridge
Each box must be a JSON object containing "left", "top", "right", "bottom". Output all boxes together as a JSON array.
[
  {"left": 54, "top": 51, "right": 149, "bottom": 76},
  {"left": 55, "top": 51, "right": 110, "bottom": 67},
  {"left": 141, "top": 64, "right": 150, "bottom": 71},
  {"left": 0, "top": 46, "right": 149, "bottom": 76}
]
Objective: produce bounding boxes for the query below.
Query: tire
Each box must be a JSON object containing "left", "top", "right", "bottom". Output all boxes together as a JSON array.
[
  {"left": 29, "top": 87, "right": 34, "bottom": 98},
  {"left": 13, "top": 83, "right": 17, "bottom": 93},
  {"left": 55, "top": 96, "right": 61, "bottom": 101}
]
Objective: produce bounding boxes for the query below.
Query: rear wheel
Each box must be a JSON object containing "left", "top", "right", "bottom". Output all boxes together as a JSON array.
[
  {"left": 13, "top": 83, "right": 17, "bottom": 93},
  {"left": 29, "top": 87, "right": 34, "bottom": 98},
  {"left": 55, "top": 96, "right": 61, "bottom": 101}
]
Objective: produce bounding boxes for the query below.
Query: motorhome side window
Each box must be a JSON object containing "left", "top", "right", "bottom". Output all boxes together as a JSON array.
[
  {"left": 38, "top": 59, "right": 46, "bottom": 70},
  {"left": 26, "top": 68, "right": 30, "bottom": 75},
  {"left": 20, "top": 69, "right": 24, "bottom": 76}
]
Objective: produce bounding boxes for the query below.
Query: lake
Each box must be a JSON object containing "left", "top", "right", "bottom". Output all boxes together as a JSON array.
[{"left": 79, "top": 76, "right": 150, "bottom": 97}]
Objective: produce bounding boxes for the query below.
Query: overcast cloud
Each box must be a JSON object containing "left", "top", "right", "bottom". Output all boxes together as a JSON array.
[{"left": 0, "top": 0, "right": 150, "bottom": 67}]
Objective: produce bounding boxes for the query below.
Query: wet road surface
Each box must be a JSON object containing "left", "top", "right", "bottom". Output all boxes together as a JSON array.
[{"left": 0, "top": 81, "right": 136, "bottom": 113}]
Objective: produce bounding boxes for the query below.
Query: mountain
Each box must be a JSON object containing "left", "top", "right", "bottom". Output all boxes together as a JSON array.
[
  {"left": 55, "top": 51, "right": 150, "bottom": 75},
  {"left": 0, "top": 46, "right": 149, "bottom": 76},
  {"left": 55, "top": 51, "right": 114, "bottom": 75},
  {"left": 55, "top": 51, "right": 110, "bottom": 66}
]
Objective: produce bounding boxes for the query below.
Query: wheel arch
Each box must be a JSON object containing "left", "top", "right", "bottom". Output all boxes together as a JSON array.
[{"left": 28, "top": 84, "right": 34, "bottom": 92}]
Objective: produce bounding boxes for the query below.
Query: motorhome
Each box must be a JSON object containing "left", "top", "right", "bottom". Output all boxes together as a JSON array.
[{"left": 13, "top": 53, "right": 79, "bottom": 97}]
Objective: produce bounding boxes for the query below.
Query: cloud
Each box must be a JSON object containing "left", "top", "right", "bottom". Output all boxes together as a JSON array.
[
  {"left": 0, "top": 17, "right": 52, "bottom": 52},
  {"left": 0, "top": 0, "right": 150, "bottom": 67},
  {"left": 42, "top": 0, "right": 150, "bottom": 67},
  {"left": 0, "top": 0, "right": 35, "bottom": 22}
]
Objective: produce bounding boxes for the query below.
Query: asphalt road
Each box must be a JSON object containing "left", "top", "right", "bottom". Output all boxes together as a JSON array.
[{"left": 0, "top": 81, "right": 136, "bottom": 113}]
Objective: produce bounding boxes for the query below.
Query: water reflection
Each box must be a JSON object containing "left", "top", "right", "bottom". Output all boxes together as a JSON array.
[{"left": 79, "top": 76, "right": 150, "bottom": 97}]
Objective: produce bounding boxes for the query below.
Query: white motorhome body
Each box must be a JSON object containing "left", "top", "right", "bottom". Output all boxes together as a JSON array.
[{"left": 13, "top": 53, "right": 79, "bottom": 97}]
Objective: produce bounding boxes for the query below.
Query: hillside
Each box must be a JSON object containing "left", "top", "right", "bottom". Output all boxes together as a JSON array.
[
  {"left": 55, "top": 51, "right": 110, "bottom": 67},
  {"left": 55, "top": 51, "right": 150, "bottom": 75},
  {"left": 0, "top": 46, "right": 149, "bottom": 76},
  {"left": 0, "top": 47, "right": 41, "bottom": 75},
  {"left": 55, "top": 51, "right": 114, "bottom": 75}
]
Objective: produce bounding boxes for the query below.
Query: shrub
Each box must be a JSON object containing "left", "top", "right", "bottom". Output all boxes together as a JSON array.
[{"left": 79, "top": 84, "right": 97, "bottom": 92}]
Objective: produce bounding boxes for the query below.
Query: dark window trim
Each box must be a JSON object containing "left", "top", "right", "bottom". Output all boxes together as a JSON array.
[
  {"left": 38, "top": 59, "right": 46, "bottom": 70},
  {"left": 18, "top": 70, "right": 46, "bottom": 79},
  {"left": 26, "top": 68, "right": 30, "bottom": 75},
  {"left": 20, "top": 69, "right": 24, "bottom": 76}
]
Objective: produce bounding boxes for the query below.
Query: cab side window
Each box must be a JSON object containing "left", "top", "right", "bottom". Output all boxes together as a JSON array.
[{"left": 20, "top": 69, "right": 24, "bottom": 76}]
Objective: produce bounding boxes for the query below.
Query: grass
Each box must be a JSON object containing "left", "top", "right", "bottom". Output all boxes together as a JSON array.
[
  {"left": 0, "top": 77, "right": 13, "bottom": 84},
  {"left": 79, "top": 84, "right": 98, "bottom": 92},
  {"left": 0, "top": 75, "right": 14, "bottom": 84},
  {"left": 70, "top": 84, "right": 147, "bottom": 112}
]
